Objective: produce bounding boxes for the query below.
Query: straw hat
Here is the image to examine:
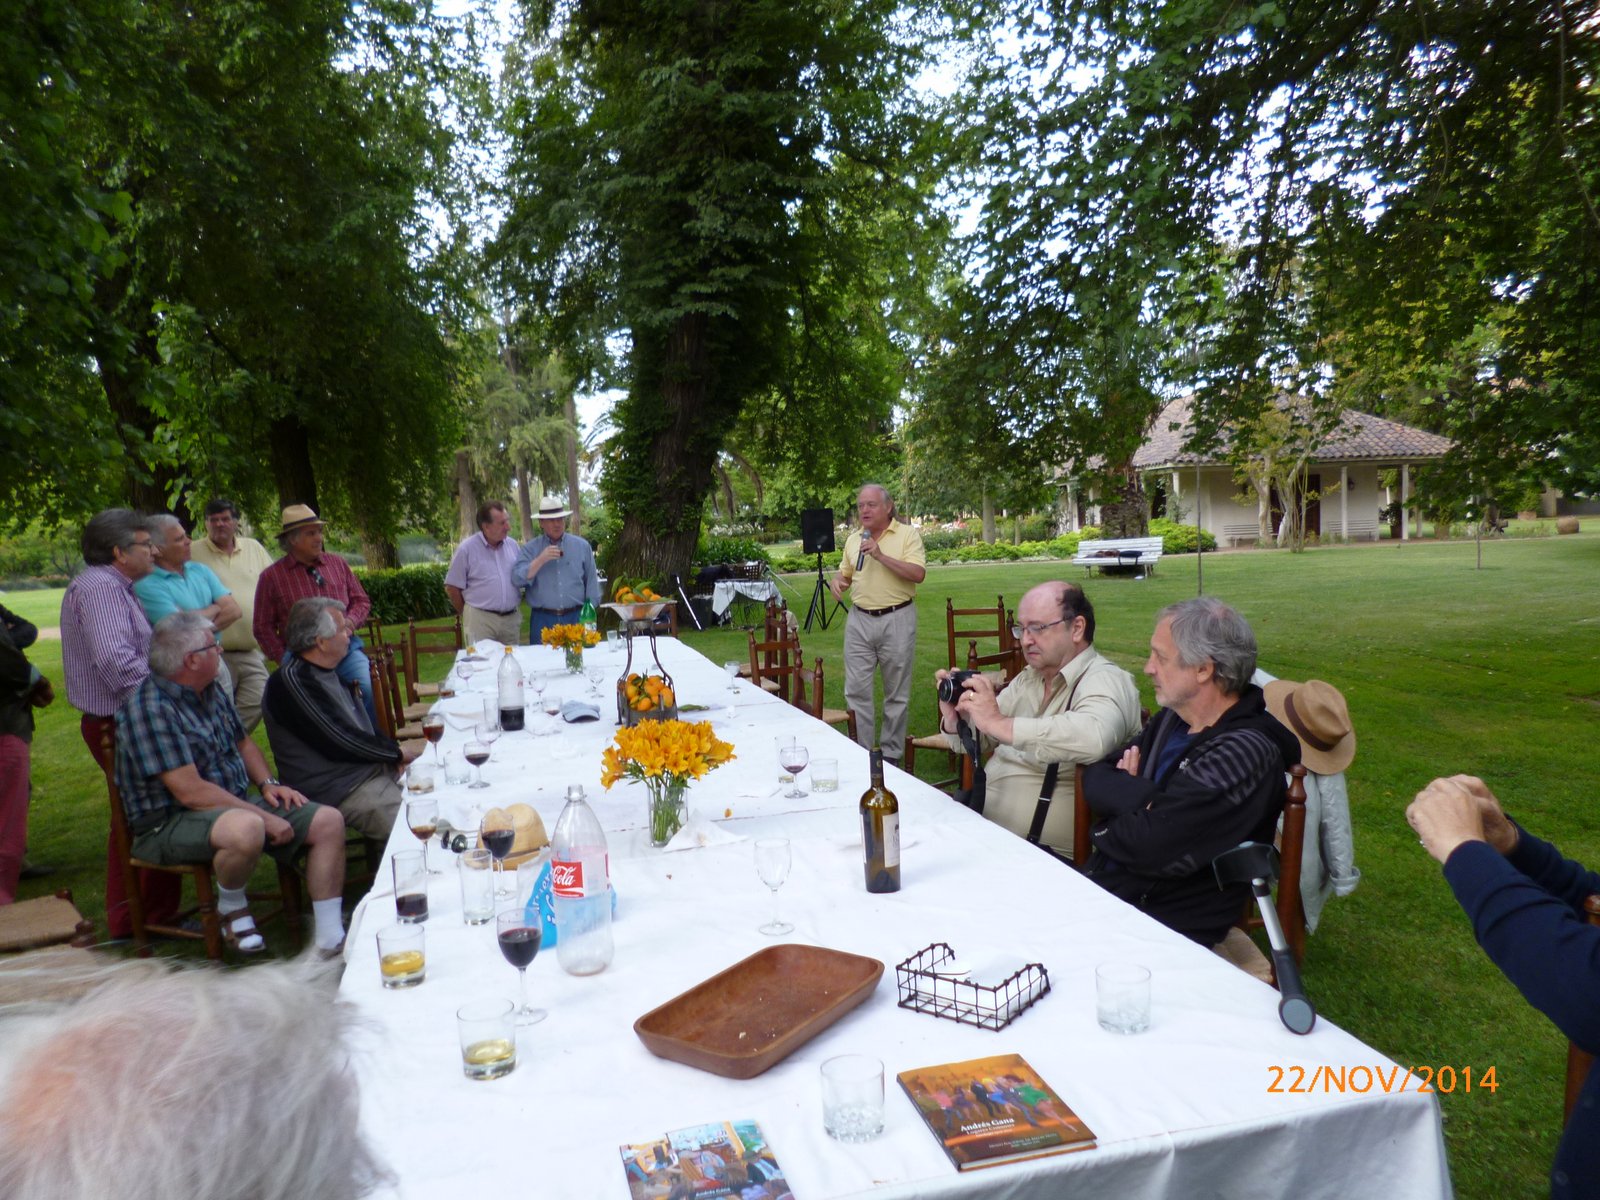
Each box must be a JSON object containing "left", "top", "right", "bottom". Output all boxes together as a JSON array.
[
  {"left": 1263, "top": 679, "right": 1355, "bottom": 774},
  {"left": 536, "top": 496, "right": 572, "bottom": 520},
  {"left": 278, "top": 504, "right": 325, "bottom": 536}
]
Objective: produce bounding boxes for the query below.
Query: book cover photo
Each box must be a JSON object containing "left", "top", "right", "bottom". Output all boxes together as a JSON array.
[
  {"left": 897, "top": 1052, "right": 1097, "bottom": 1171},
  {"left": 620, "top": 1118, "right": 790, "bottom": 1199}
]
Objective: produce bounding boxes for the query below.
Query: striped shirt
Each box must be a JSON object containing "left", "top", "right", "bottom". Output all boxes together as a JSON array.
[
  {"left": 114, "top": 674, "right": 249, "bottom": 828},
  {"left": 444, "top": 531, "right": 523, "bottom": 614},
  {"left": 253, "top": 551, "right": 371, "bottom": 662},
  {"left": 60, "top": 565, "right": 153, "bottom": 718}
]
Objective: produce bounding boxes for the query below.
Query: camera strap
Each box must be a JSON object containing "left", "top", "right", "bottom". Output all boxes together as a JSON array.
[
  {"left": 1025, "top": 672, "right": 1085, "bottom": 850},
  {"left": 952, "top": 720, "right": 986, "bottom": 814}
]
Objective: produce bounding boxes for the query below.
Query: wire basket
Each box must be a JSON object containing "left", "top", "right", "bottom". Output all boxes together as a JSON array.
[{"left": 895, "top": 942, "right": 1050, "bottom": 1031}]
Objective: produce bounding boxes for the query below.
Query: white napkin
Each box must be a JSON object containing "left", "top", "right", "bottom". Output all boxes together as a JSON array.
[
  {"left": 661, "top": 815, "right": 745, "bottom": 852},
  {"left": 465, "top": 638, "right": 503, "bottom": 659}
]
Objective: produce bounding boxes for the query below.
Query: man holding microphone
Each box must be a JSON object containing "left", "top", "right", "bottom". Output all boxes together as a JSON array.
[
  {"left": 515, "top": 496, "right": 600, "bottom": 643},
  {"left": 829, "top": 484, "right": 926, "bottom": 765}
]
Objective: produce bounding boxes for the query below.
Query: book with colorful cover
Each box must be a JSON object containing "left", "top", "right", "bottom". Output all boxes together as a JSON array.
[
  {"left": 897, "top": 1053, "right": 1097, "bottom": 1171},
  {"left": 620, "top": 1119, "right": 791, "bottom": 1199}
]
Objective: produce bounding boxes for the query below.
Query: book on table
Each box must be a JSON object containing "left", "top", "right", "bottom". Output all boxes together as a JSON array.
[
  {"left": 619, "top": 1118, "right": 789, "bottom": 1199},
  {"left": 897, "top": 1052, "right": 1097, "bottom": 1171}
]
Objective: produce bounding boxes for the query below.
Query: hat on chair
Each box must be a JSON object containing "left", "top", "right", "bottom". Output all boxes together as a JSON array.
[
  {"left": 278, "top": 504, "right": 325, "bottom": 536},
  {"left": 1263, "top": 679, "right": 1355, "bottom": 774},
  {"left": 536, "top": 497, "right": 572, "bottom": 520}
]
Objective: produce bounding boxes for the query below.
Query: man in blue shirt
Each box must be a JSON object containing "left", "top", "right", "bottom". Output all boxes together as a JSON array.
[
  {"left": 134, "top": 514, "right": 240, "bottom": 696},
  {"left": 514, "top": 496, "right": 600, "bottom": 643}
]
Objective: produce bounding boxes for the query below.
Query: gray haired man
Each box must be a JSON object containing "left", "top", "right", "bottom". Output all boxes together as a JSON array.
[
  {"left": 262, "top": 598, "right": 420, "bottom": 841},
  {"left": 1079, "top": 598, "right": 1301, "bottom": 949}
]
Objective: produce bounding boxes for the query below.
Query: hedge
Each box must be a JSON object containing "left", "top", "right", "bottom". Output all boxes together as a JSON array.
[
  {"left": 353, "top": 563, "right": 455, "bottom": 625},
  {"left": 696, "top": 535, "right": 770, "bottom": 569},
  {"left": 1149, "top": 518, "right": 1217, "bottom": 554}
]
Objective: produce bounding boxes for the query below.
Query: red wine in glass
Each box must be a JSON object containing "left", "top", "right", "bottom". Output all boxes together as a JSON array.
[
  {"left": 482, "top": 827, "right": 514, "bottom": 859},
  {"left": 395, "top": 893, "right": 429, "bottom": 922},
  {"left": 498, "top": 924, "right": 542, "bottom": 969},
  {"left": 422, "top": 716, "right": 446, "bottom": 763}
]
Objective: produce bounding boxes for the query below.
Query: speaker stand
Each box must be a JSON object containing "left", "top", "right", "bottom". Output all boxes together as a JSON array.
[{"left": 804, "top": 552, "right": 845, "bottom": 632}]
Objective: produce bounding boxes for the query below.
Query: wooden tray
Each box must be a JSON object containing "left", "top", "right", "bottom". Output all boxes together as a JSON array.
[{"left": 634, "top": 944, "right": 884, "bottom": 1079}]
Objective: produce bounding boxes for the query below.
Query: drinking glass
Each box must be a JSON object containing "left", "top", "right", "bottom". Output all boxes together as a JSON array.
[
  {"left": 496, "top": 909, "right": 548, "bottom": 1025},
  {"left": 810, "top": 757, "right": 839, "bottom": 792},
  {"left": 482, "top": 697, "right": 501, "bottom": 733},
  {"left": 406, "top": 796, "right": 441, "bottom": 875},
  {"left": 821, "top": 1055, "right": 885, "bottom": 1142},
  {"left": 458, "top": 848, "right": 495, "bottom": 924},
  {"left": 724, "top": 660, "right": 742, "bottom": 694},
  {"left": 478, "top": 718, "right": 501, "bottom": 748},
  {"left": 464, "top": 738, "right": 491, "bottom": 790},
  {"left": 754, "top": 838, "right": 793, "bottom": 936},
  {"left": 376, "top": 924, "right": 425, "bottom": 988},
  {"left": 392, "top": 850, "right": 428, "bottom": 923},
  {"left": 457, "top": 659, "right": 477, "bottom": 688},
  {"left": 586, "top": 663, "right": 606, "bottom": 698},
  {"left": 606, "top": 630, "right": 621, "bottom": 653},
  {"left": 457, "top": 999, "right": 516, "bottom": 1081},
  {"left": 481, "top": 812, "right": 515, "bottom": 898},
  {"left": 1096, "top": 963, "right": 1152, "bottom": 1034},
  {"left": 421, "top": 714, "right": 446, "bottom": 764},
  {"left": 775, "top": 736, "right": 797, "bottom": 787},
  {"left": 779, "top": 742, "right": 810, "bottom": 799}
]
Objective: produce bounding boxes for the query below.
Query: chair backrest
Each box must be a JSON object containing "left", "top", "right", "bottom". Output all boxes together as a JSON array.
[
  {"left": 945, "top": 596, "right": 1011, "bottom": 671},
  {"left": 409, "top": 615, "right": 463, "bottom": 658},
  {"left": 360, "top": 618, "right": 385, "bottom": 648},
  {"left": 100, "top": 724, "right": 136, "bottom": 867},
  {"left": 793, "top": 656, "right": 826, "bottom": 718},
  {"left": 747, "top": 630, "right": 801, "bottom": 696},
  {"left": 1071, "top": 759, "right": 1310, "bottom": 966},
  {"left": 1565, "top": 895, "right": 1600, "bottom": 1120},
  {"left": 369, "top": 646, "right": 400, "bottom": 738}
]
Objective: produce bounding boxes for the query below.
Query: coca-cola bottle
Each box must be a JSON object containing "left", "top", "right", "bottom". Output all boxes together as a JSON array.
[
  {"left": 497, "top": 645, "right": 525, "bottom": 732},
  {"left": 550, "top": 784, "right": 613, "bottom": 975}
]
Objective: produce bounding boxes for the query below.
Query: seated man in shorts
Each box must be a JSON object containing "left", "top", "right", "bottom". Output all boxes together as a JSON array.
[{"left": 114, "top": 611, "right": 347, "bottom": 954}]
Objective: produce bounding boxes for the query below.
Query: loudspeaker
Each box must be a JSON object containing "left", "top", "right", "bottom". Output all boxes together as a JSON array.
[{"left": 800, "top": 508, "right": 835, "bottom": 555}]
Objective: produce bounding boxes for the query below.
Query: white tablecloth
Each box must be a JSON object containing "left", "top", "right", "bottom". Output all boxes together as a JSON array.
[
  {"left": 711, "top": 579, "right": 779, "bottom": 617},
  {"left": 340, "top": 638, "right": 1451, "bottom": 1200}
]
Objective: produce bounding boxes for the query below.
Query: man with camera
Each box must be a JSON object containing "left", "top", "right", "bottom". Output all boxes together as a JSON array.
[{"left": 937, "top": 582, "right": 1141, "bottom": 858}]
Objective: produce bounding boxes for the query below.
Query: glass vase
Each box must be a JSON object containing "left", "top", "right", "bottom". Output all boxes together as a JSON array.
[
  {"left": 647, "top": 778, "right": 687, "bottom": 847},
  {"left": 564, "top": 646, "right": 584, "bottom": 675}
]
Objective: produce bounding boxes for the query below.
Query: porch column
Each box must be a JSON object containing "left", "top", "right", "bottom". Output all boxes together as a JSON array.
[
  {"left": 1340, "top": 466, "right": 1348, "bottom": 540},
  {"left": 1400, "top": 464, "right": 1410, "bottom": 542}
]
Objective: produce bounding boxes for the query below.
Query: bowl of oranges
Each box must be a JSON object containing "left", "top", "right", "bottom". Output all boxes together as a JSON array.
[
  {"left": 604, "top": 580, "right": 676, "bottom": 623},
  {"left": 619, "top": 671, "right": 678, "bottom": 726}
]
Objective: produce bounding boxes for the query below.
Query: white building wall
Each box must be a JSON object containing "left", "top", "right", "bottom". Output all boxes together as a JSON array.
[{"left": 1155, "top": 462, "right": 1389, "bottom": 545}]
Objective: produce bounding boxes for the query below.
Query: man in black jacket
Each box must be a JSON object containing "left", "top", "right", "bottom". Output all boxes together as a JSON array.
[
  {"left": 1081, "top": 597, "right": 1300, "bottom": 946},
  {"left": 0, "top": 604, "right": 54, "bottom": 903}
]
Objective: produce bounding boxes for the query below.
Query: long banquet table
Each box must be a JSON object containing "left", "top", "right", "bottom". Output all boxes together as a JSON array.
[{"left": 339, "top": 637, "right": 1452, "bottom": 1199}]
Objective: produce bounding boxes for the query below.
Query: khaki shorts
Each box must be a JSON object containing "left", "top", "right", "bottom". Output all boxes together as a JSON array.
[
  {"left": 130, "top": 797, "right": 322, "bottom": 869},
  {"left": 340, "top": 769, "right": 400, "bottom": 840}
]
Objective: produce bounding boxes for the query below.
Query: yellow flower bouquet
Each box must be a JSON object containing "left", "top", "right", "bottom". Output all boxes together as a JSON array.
[
  {"left": 541, "top": 622, "right": 602, "bottom": 672},
  {"left": 601, "top": 719, "right": 736, "bottom": 845}
]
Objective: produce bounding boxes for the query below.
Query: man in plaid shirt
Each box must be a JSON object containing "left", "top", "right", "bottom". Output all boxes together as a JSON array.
[
  {"left": 252, "top": 505, "right": 377, "bottom": 726},
  {"left": 116, "top": 611, "right": 348, "bottom": 954}
]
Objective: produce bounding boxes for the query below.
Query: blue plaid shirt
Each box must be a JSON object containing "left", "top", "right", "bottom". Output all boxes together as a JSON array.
[{"left": 115, "top": 673, "right": 249, "bottom": 829}]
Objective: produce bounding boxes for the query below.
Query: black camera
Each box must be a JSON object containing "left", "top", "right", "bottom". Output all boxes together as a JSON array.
[{"left": 937, "top": 669, "right": 980, "bottom": 705}]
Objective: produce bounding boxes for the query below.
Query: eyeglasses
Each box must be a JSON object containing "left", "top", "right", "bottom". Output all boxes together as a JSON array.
[
  {"left": 308, "top": 567, "right": 326, "bottom": 588},
  {"left": 1011, "top": 618, "right": 1068, "bottom": 640},
  {"left": 127, "top": 538, "right": 153, "bottom": 551},
  {"left": 187, "top": 642, "right": 223, "bottom": 657}
]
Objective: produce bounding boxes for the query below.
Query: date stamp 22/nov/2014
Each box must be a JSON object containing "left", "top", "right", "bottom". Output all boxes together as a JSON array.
[{"left": 1268, "top": 1064, "right": 1498, "bottom": 1095}]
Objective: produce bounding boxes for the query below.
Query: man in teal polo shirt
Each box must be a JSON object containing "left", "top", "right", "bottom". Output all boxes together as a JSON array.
[{"left": 135, "top": 514, "right": 241, "bottom": 698}]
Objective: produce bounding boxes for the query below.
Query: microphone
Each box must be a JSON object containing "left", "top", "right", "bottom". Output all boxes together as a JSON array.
[{"left": 855, "top": 531, "right": 867, "bottom": 572}]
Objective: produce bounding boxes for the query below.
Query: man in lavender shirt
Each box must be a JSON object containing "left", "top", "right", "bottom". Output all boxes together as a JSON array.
[
  {"left": 444, "top": 501, "right": 523, "bottom": 646},
  {"left": 59, "top": 508, "right": 181, "bottom": 937}
]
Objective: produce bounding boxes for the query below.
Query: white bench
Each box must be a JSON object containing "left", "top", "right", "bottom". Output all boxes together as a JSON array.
[{"left": 1072, "top": 535, "right": 1165, "bottom": 577}]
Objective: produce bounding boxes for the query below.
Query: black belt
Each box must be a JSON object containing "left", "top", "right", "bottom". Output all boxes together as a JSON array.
[
  {"left": 855, "top": 599, "right": 914, "bottom": 617},
  {"left": 533, "top": 606, "right": 579, "bottom": 617},
  {"left": 473, "top": 604, "right": 520, "bottom": 616}
]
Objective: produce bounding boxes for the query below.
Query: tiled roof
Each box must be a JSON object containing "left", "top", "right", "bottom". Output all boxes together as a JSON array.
[{"left": 1132, "top": 397, "right": 1453, "bottom": 469}]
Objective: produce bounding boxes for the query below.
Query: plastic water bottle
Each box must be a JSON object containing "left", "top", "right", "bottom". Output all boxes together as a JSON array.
[
  {"left": 550, "top": 784, "right": 613, "bottom": 975},
  {"left": 497, "top": 646, "right": 525, "bottom": 732}
]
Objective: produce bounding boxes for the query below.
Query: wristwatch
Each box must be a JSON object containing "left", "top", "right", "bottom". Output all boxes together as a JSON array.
[{"left": 261, "top": 777, "right": 281, "bottom": 790}]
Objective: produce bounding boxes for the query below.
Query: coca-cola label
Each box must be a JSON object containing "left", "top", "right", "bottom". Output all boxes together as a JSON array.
[{"left": 551, "top": 859, "right": 584, "bottom": 896}]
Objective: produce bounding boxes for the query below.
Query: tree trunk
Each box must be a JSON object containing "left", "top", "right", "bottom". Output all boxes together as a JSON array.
[
  {"left": 454, "top": 449, "right": 477, "bottom": 540},
  {"left": 268, "top": 415, "right": 319, "bottom": 513},
  {"left": 360, "top": 532, "right": 398, "bottom": 569},
  {"left": 564, "top": 390, "right": 584, "bottom": 536},
  {"left": 981, "top": 488, "right": 996, "bottom": 543},
  {"left": 1098, "top": 464, "right": 1148, "bottom": 538},
  {"left": 514, "top": 466, "right": 534, "bottom": 539}
]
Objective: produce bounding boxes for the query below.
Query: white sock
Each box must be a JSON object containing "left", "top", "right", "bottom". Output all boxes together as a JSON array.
[
  {"left": 218, "top": 885, "right": 249, "bottom": 916},
  {"left": 313, "top": 898, "right": 345, "bottom": 949}
]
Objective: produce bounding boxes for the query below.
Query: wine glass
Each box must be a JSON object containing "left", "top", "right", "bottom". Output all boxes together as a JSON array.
[
  {"left": 724, "top": 660, "right": 742, "bottom": 694},
  {"left": 528, "top": 671, "right": 547, "bottom": 710},
  {"left": 754, "top": 838, "right": 793, "bottom": 936},
  {"left": 496, "top": 909, "right": 548, "bottom": 1025},
  {"left": 464, "top": 737, "right": 491, "bottom": 790},
  {"left": 586, "top": 663, "right": 606, "bottom": 698},
  {"left": 478, "top": 718, "right": 501, "bottom": 748},
  {"left": 407, "top": 797, "right": 441, "bottom": 875},
  {"left": 422, "top": 714, "right": 446, "bottom": 764},
  {"left": 457, "top": 658, "right": 476, "bottom": 688},
  {"left": 779, "top": 742, "right": 809, "bottom": 799},
  {"left": 481, "top": 811, "right": 516, "bottom": 898},
  {"left": 774, "top": 736, "right": 797, "bottom": 789}
]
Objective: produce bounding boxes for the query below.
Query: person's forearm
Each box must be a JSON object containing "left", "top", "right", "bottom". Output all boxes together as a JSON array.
[
  {"left": 209, "top": 595, "right": 241, "bottom": 631},
  {"left": 445, "top": 585, "right": 465, "bottom": 617},
  {"left": 872, "top": 551, "right": 925, "bottom": 584}
]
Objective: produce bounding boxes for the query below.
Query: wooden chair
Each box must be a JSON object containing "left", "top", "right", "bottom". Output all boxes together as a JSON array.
[
  {"left": 736, "top": 601, "right": 789, "bottom": 682},
  {"left": 102, "top": 726, "right": 301, "bottom": 960},
  {"left": 747, "top": 629, "right": 802, "bottom": 700},
  {"left": 904, "top": 597, "right": 1018, "bottom": 787},
  {"left": 792, "top": 655, "right": 858, "bottom": 742},
  {"left": 359, "top": 618, "right": 386, "bottom": 649},
  {"left": 406, "top": 616, "right": 463, "bottom": 702},
  {"left": 1564, "top": 896, "right": 1600, "bottom": 1120},
  {"left": 1071, "top": 762, "right": 1309, "bottom": 982},
  {"left": 370, "top": 647, "right": 424, "bottom": 741}
]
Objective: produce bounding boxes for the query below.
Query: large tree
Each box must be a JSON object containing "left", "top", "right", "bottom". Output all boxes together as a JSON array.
[{"left": 494, "top": 0, "right": 938, "bottom": 579}]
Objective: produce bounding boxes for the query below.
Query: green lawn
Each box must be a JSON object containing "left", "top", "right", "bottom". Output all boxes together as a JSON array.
[{"left": 9, "top": 532, "right": 1600, "bottom": 1197}]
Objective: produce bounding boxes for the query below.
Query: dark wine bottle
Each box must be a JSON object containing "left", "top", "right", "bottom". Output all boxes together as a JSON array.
[{"left": 860, "top": 747, "right": 900, "bottom": 893}]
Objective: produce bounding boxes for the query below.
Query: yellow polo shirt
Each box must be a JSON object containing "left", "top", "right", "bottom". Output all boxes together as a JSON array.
[
  {"left": 840, "top": 520, "right": 926, "bottom": 610},
  {"left": 190, "top": 535, "right": 275, "bottom": 652}
]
